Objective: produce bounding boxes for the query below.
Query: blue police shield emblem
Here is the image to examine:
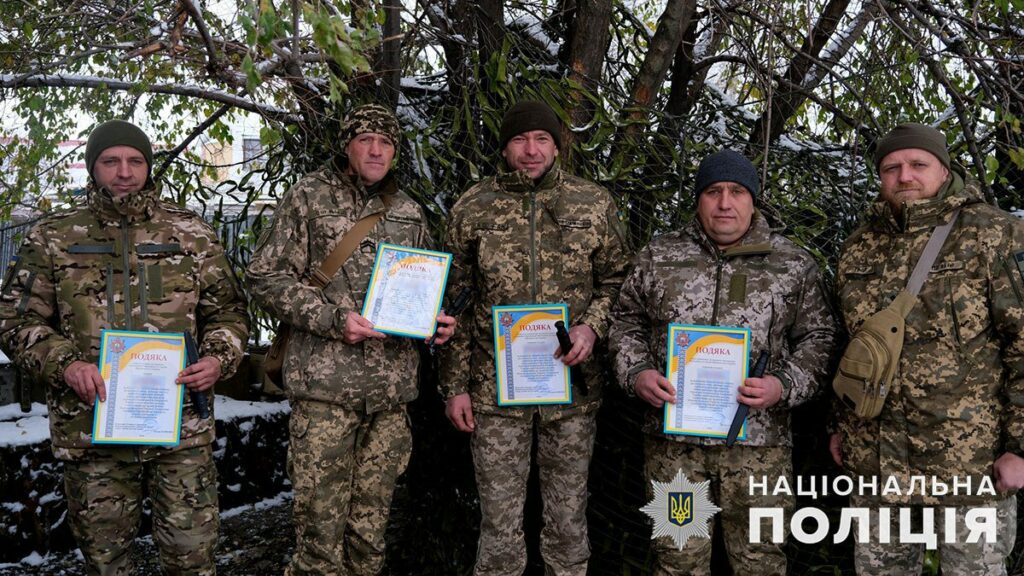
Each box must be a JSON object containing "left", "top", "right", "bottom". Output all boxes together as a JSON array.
[{"left": 668, "top": 492, "right": 693, "bottom": 527}]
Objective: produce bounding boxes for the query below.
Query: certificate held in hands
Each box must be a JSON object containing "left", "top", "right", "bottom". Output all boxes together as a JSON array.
[
  {"left": 92, "top": 330, "right": 187, "bottom": 446},
  {"left": 493, "top": 304, "right": 572, "bottom": 406},
  {"left": 664, "top": 324, "right": 751, "bottom": 439},
  {"left": 362, "top": 243, "right": 453, "bottom": 339}
]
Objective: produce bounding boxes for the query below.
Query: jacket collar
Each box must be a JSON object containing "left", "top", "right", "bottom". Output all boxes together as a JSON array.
[
  {"left": 497, "top": 163, "right": 561, "bottom": 194},
  {"left": 87, "top": 181, "right": 161, "bottom": 224}
]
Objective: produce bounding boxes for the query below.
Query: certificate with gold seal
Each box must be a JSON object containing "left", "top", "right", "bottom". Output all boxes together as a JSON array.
[
  {"left": 663, "top": 324, "right": 750, "bottom": 438},
  {"left": 362, "top": 243, "right": 452, "bottom": 339},
  {"left": 92, "top": 330, "right": 187, "bottom": 446},
  {"left": 493, "top": 304, "right": 572, "bottom": 406}
]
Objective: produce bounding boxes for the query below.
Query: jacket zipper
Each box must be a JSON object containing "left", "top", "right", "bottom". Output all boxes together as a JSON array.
[
  {"left": 529, "top": 190, "right": 538, "bottom": 302},
  {"left": 711, "top": 255, "right": 724, "bottom": 324},
  {"left": 122, "top": 216, "right": 132, "bottom": 330}
]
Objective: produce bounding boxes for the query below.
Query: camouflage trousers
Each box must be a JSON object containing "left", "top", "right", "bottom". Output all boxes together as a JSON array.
[
  {"left": 644, "top": 437, "right": 793, "bottom": 576},
  {"left": 286, "top": 400, "right": 411, "bottom": 576},
  {"left": 849, "top": 494, "right": 1016, "bottom": 575},
  {"left": 470, "top": 409, "right": 597, "bottom": 576},
  {"left": 61, "top": 444, "right": 219, "bottom": 576}
]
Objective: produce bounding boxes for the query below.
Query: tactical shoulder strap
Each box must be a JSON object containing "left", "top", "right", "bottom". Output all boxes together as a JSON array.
[
  {"left": 906, "top": 208, "right": 960, "bottom": 297},
  {"left": 309, "top": 194, "right": 393, "bottom": 289}
]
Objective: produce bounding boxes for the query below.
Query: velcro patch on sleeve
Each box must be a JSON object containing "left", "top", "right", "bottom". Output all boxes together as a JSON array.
[{"left": 1015, "top": 251, "right": 1024, "bottom": 285}]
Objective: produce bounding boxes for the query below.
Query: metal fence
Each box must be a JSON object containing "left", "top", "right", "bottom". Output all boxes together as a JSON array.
[{"left": 0, "top": 218, "right": 35, "bottom": 273}]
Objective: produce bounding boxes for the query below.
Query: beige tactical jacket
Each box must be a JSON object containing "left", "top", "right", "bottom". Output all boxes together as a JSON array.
[
  {"left": 247, "top": 167, "right": 431, "bottom": 412},
  {"left": 440, "top": 165, "right": 630, "bottom": 420},
  {"left": 609, "top": 212, "right": 837, "bottom": 446},
  {"left": 836, "top": 173, "right": 1024, "bottom": 504},
  {"left": 0, "top": 184, "right": 250, "bottom": 455}
]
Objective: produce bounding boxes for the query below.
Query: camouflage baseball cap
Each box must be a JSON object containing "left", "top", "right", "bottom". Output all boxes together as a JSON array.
[{"left": 340, "top": 104, "right": 401, "bottom": 151}]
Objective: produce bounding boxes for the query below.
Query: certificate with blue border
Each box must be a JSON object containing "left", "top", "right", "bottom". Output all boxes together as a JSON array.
[
  {"left": 92, "top": 330, "right": 187, "bottom": 446},
  {"left": 493, "top": 304, "right": 572, "bottom": 406},
  {"left": 361, "top": 243, "right": 452, "bottom": 339},
  {"left": 663, "top": 324, "right": 751, "bottom": 439}
]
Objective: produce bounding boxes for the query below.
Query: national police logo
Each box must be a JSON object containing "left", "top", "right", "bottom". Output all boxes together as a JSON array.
[{"left": 641, "top": 469, "right": 721, "bottom": 550}]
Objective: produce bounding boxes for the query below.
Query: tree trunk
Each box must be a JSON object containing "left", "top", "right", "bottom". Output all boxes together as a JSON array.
[
  {"left": 379, "top": 0, "right": 402, "bottom": 108},
  {"left": 616, "top": 0, "right": 698, "bottom": 246},
  {"left": 476, "top": 0, "right": 505, "bottom": 155},
  {"left": 748, "top": 0, "right": 851, "bottom": 149},
  {"left": 561, "top": 0, "right": 612, "bottom": 162}
]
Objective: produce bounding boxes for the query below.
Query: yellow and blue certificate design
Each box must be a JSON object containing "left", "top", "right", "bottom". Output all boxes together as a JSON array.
[
  {"left": 92, "top": 330, "right": 187, "bottom": 446},
  {"left": 362, "top": 243, "right": 452, "bottom": 339},
  {"left": 664, "top": 324, "right": 750, "bottom": 439},
  {"left": 493, "top": 304, "right": 572, "bottom": 406}
]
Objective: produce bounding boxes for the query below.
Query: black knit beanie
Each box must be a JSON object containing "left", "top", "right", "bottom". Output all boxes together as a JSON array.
[
  {"left": 872, "top": 123, "right": 950, "bottom": 171},
  {"left": 85, "top": 120, "right": 153, "bottom": 178},
  {"left": 499, "top": 100, "right": 562, "bottom": 150},
  {"left": 694, "top": 150, "right": 760, "bottom": 200}
]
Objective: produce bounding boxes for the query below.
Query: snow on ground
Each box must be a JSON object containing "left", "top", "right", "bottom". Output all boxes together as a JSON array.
[
  {"left": 221, "top": 491, "right": 293, "bottom": 520},
  {"left": 214, "top": 396, "right": 290, "bottom": 421},
  {"left": 0, "top": 397, "right": 287, "bottom": 448},
  {"left": 0, "top": 403, "right": 49, "bottom": 447},
  {"left": 0, "top": 493, "right": 295, "bottom": 575}
]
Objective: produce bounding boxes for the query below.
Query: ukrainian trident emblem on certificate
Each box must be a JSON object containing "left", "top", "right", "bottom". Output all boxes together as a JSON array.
[{"left": 664, "top": 324, "right": 751, "bottom": 438}]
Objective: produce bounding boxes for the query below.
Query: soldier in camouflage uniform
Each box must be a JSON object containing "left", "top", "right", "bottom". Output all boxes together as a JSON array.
[
  {"left": 0, "top": 119, "right": 250, "bottom": 575},
  {"left": 246, "top": 104, "right": 456, "bottom": 576},
  {"left": 608, "top": 150, "right": 837, "bottom": 576},
  {"left": 831, "top": 123, "right": 1024, "bottom": 575},
  {"left": 440, "top": 100, "right": 630, "bottom": 576}
]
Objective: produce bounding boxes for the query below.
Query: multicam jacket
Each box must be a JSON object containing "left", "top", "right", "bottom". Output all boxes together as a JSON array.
[
  {"left": 440, "top": 165, "right": 630, "bottom": 419},
  {"left": 836, "top": 172, "right": 1024, "bottom": 504},
  {"left": 608, "top": 212, "right": 837, "bottom": 446},
  {"left": 0, "top": 184, "right": 250, "bottom": 456},
  {"left": 247, "top": 167, "right": 431, "bottom": 412}
]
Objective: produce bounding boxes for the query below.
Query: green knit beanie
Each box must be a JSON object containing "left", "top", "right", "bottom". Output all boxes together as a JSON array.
[
  {"left": 85, "top": 120, "right": 154, "bottom": 178},
  {"left": 872, "top": 123, "right": 950, "bottom": 172}
]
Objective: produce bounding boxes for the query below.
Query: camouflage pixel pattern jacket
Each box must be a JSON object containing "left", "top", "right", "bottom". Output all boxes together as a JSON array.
[
  {"left": 0, "top": 184, "right": 250, "bottom": 456},
  {"left": 440, "top": 165, "right": 630, "bottom": 420},
  {"left": 247, "top": 167, "right": 431, "bottom": 413},
  {"left": 836, "top": 172, "right": 1024, "bottom": 504},
  {"left": 609, "top": 212, "right": 837, "bottom": 446}
]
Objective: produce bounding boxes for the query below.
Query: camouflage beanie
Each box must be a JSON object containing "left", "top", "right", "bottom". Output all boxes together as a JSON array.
[
  {"left": 872, "top": 123, "right": 950, "bottom": 172},
  {"left": 85, "top": 120, "right": 154, "bottom": 178},
  {"left": 499, "top": 100, "right": 563, "bottom": 150},
  {"left": 340, "top": 104, "right": 401, "bottom": 151},
  {"left": 694, "top": 149, "right": 760, "bottom": 200}
]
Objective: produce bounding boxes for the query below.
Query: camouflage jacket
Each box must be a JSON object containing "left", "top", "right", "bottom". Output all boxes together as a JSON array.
[
  {"left": 440, "top": 165, "right": 630, "bottom": 420},
  {"left": 247, "top": 167, "right": 431, "bottom": 412},
  {"left": 0, "top": 184, "right": 250, "bottom": 456},
  {"left": 836, "top": 172, "right": 1024, "bottom": 504},
  {"left": 608, "top": 212, "right": 837, "bottom": 446}
]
